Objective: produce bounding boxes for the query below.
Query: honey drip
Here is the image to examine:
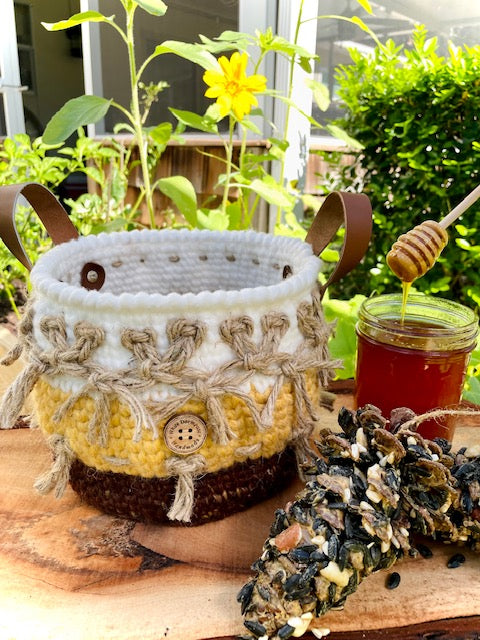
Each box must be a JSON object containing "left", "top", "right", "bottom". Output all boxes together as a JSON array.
[{"left": 401, "top": 281, "right": 412, "bottom": 324}]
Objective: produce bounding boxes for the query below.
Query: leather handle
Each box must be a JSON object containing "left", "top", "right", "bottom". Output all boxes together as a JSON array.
[
  {"left": 304, "top": 191, "right": 372, "bottom": 296},
  {"left": 0, "top": 182, "right": 79, "bottom": 271}
]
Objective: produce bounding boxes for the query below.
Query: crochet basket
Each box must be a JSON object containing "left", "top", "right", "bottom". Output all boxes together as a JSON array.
[{"left": 0, "top": 183, "right": 371, "bottom": 524}]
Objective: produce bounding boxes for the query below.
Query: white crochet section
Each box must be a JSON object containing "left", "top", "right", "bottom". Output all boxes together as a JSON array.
[
  {"left": 29, "top": 229, "right": 321, "bottom": 397},
  {"left": 31, "top": 229, "right": 320, "bottom": 311}
]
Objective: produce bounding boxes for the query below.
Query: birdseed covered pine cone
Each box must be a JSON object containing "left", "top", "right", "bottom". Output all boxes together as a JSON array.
[{"left": 238, "top": 405, "right": 480, "bottom": 640}]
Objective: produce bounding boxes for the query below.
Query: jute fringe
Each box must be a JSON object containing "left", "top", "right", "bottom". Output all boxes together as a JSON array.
[{"left": 34, "top": 434, "right": 75, "bottom": 499}]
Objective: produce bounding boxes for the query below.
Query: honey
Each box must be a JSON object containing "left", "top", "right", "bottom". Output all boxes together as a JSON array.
[{"left": 355, "top": 294, "right": 478, "bottom": 441}]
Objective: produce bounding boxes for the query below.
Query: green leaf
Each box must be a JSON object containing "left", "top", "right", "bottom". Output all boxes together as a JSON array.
[
  {"left": 215, "top": 30, "right": 253, "bottom": 44},
  {"left": 248, "top": 178, "right": 294, "bottom": 209},
  {"left": 169, "top": 108, "right": 219, "bottom": 134},
  {"left": 196, "top": 208, "right": 230, "bottom": 231},
  {"left": 275, "top": 210, "right": 306, "bottom": 233},
  {"left": 153, "top": 41, "right": 219, "bottom": 71},
  {"left": 325, "top": 124, "right": 364, "bottom": 150},
  {"left": 226, "top": 200, "right": 243, "bottom": 230},
  {"left": 318, "top": 15, "right": 380, "bottom": 48},
  {"left": 91, "top": 218, "right": 129, "bottom": 234},
  {"left": 327, "top": 316, "right": 357, "bottom": 379},
  {"left": 354, "top": 0, "right": 373, "bottom": 14},
  {"left": 158, "top": 176, "right": 197, "bottom": 227},
  {"left": 463, "top": 375, "right": 480, "bottom": 404},
  {"left": 43, "top": 95, "right": 112, "bottom": 144},
  {"left": 323, "top": 295, "right": 365, "bottom": 323},
  {"left": 239, "top": 118, "right": 262, "bottom": 136},
  {"left": 148, "top": 122, "right": 173, "bottom": 145},
  {"left": 301, "top": 193, "right": 322, "bottom": 213},
  {"left": 268, "top": 137, "right": 289, "bottom": 152},
  {"left": 298, "top": 57, "right": 312, "bottom": 73},
  {"left": 199, "top": 31, "right": 253, "bottom": 53},
  {"left": 350, "top": 16, "right": 380, "bottom": 41},
  {"left": 135, "top": 0, "right": 168, "bottom": 16},
  {"left": 41, "top": 11, "right": 112, "bottom": 31},
  {"left": 323, "top": 295, "right": 366, "bottom": 380},
  {"left": 113, "top": 122, "right": 136, "bottom": 136},
  {"left": 258, "top": 35, "right": 316, "bottom": 62},
  {"left": 305, "top": 78, "right": 330, "bottom": 112},
  {"left": 83, "top": 166, "right": 104, "bottom": 185},
  {"left": 320, "top": 248, "right": 340, "bottom": 263}
]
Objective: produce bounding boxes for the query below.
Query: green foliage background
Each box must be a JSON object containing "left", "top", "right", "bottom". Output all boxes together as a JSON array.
[{"left": 322, "top": 26, "right": 480, "bottom": 310}]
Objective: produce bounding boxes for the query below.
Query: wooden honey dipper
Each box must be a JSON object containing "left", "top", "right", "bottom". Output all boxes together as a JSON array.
[{"left": 387, "top": 183, "right": 480, "bottom": 282}]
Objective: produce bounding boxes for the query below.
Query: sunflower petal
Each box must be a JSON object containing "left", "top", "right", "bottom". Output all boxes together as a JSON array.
[
  {"left": 233, "top": 91, "right": 258, "bottom": 120},
  {"left": 217, "top": 93, "right": 232, "bottom": 117},
  {"left": 203, "top": 70, "right": 225, "bottom": 88},
  {"left": 246, "top": 74, "right": 267, "bottom": 92},
  {"left": 205, "top": 86, "right": 223, "bottom": 98},
  {"left": 218, "top": 55, "right": 232, "bottom": 75}
]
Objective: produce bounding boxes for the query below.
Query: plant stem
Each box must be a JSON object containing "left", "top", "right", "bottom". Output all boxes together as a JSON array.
[
  {"left": 245, "top": 193, "right": 260, "bottom": 228},
  {"left": 125, "top": 4, "right": 156, "bottom": 229},
  {"left": 239, "top": 123, "right": 249, "bottom": 226},
  {"left": 221, "top": 116, "right": 235, "bottom": 213}
]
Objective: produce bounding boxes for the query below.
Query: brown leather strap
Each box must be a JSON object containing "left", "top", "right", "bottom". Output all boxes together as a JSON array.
[
  {"left": 0, "top": 183, "right": 371, "bottom": 293},
  {"left": 304, "top": 191, "right": 372, "bottom": 296},
  {"left": 0, "top": 182, "right": 79, "bottom": 271}
]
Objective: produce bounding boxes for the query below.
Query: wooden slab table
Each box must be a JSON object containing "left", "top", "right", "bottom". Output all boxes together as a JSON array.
[
  {"left": 1, "top": 324, "right": 480, "bottom": 640},
  {"left": 1, "top": 391, "right": 480, "bottom": 640}
]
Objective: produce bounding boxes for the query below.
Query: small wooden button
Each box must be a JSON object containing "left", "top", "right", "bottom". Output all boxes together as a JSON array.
[{"left": 163, "top": 414, "right": 207, "bottom": 455}]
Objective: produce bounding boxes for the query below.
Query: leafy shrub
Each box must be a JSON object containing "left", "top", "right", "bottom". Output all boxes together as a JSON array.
[{"left": 322, "top": 26, "right": 480, "bottom": 308}]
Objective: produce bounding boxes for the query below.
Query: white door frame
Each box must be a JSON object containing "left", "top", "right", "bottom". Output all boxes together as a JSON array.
[
  {"left": 80, "top": 0, "right": 105, "bottom": 136},
  {"left": 271, "top": 0, "right": 318, "bottom": 229},
  {"left": 0, "top": 0, "right": 26, "bottom": 136}
]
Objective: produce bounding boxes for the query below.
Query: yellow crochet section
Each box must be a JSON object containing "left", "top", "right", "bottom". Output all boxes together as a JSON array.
[{"left": 33, "top": 372, "right": 320, "bottom": 478}]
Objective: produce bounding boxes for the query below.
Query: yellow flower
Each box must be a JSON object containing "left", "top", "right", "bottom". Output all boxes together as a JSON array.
[{"left": 203, "top": 51, "right": 267, "bottom": 120}]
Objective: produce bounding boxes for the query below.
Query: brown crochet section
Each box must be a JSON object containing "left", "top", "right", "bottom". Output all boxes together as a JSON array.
[{"left": 69, "top": 448, "right": 297, "bottom": 525}]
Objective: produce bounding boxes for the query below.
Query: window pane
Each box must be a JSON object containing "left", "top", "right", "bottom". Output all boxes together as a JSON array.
[
  {"left": 18, "top": 47, "right": 35, "bottom": 92},
  {"left": 314, "top": 0, "right": 480, "bottom": 131},
  {"left": 14, "top": 3, "right": 32, "bottom": 47},
  {"left": 15, "top": 1, "right": 83, "bottom": 136},
  {"left": 0, "top": 101, "right": 6, "bottom": 137}
]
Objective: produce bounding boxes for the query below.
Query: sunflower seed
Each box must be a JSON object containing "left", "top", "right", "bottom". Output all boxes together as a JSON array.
[{"left": 386, "top": 571, "right": 401, "bottom": 589}]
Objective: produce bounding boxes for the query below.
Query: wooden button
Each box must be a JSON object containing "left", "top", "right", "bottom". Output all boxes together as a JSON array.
[{"left": 163, "top": 414, "right": 207, "bottom": 455}]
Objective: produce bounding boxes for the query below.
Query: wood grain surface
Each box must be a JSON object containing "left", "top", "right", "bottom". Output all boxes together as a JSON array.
[{"left": 1, "top": 328, "right": 480, "bottom": 640}]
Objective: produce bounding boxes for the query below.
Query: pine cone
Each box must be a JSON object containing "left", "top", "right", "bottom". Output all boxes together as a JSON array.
[{"left": 238, "top": 405, "right": 480, "bottom": 640}]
